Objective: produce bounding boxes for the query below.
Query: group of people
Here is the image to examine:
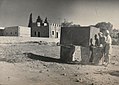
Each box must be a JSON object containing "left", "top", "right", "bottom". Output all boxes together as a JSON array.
[{"left": 89, "top": 30, "right": 112, "bottom": 66}]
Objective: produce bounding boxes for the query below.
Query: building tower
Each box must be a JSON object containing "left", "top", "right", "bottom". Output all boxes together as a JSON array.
[
  {"left": 36, "top": 16, "right": 43, "bottom": 27},
  {"left": 44, "top": 17, "right": 49, "bottom": 26},
  {"left": 28, "top": 13, "right": 33, "bottom": 27}
]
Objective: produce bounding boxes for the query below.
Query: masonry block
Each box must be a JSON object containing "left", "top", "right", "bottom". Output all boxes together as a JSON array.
[
  {"left": 80, "top": 46, "right": 90, "bottom": 64},
  {"left": 60, "top": 45, "right": 75, "bottom": 63},
  {"left": 60, "top": 26, "right": 100, "bottom": 47},
  {"left": 60, "top": 26, "right": 100, "bottom": 63}
]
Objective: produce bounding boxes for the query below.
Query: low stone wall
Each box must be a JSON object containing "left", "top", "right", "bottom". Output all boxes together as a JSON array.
[{"left": 0, "top": 37, "right": 60, "bottom": 44}]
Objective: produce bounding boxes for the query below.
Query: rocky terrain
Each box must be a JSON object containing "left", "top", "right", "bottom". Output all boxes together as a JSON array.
[{"left": 0, "top": 42, "right": 118, "bottom": 85}]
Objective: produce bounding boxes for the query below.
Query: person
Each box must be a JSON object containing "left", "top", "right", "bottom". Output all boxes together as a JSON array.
[
  {"left": 98, "top": 32, "right": 106, "bottom": 65},
  {"left": 98, "top": 32, "right": 106, "bottom": 47},
  {"left": 95, "top": 34, "right": 100, "bottom": 47},
  {"left": 89, "top": 38, "right": 94, "bottom": 63},
  {"left": 103, "top": 30, "right": 112, "bottom": 66},
  {"left": 89, "top": 35, "right": 101, "bottom": 64}
]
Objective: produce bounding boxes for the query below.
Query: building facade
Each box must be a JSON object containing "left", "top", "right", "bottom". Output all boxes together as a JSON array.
[
  {"left": 28, "top": 13, "right": 61, "bottom": 39},
  {"left": 0, "top": 27, "right": 4, "bottom": 36},
  {"left": 4, "top": 26, "right": 31, "bottom": 37},
  {"left": 28, "top": 13, "right": 49, "bottom": 38},
  {"left": 49, "top": 23, "right": 61, "bottom": 39}
]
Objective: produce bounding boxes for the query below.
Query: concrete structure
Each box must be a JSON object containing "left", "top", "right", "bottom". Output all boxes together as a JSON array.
[
  {"left": 49, "top": 23, "right": 61, "bottom": 39},
  {"left": 60, "top": 45, "right": 75, "bottom": 63},
  {"left": 0, "top": 27, "right": 4, "bottom": 36},
  {"left": 60, "top": 26, "right": 100, "bottom": 63},
  {"left": 60, "top": 26, "right": 100, "bottom": 47},
  {"left": 4, "top": 26, "right": 31, "bottom": 37}
]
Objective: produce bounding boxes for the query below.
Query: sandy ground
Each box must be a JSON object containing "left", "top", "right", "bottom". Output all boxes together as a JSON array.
[{"left": 0, "top": 43, "right": 118, "bottom": 85}]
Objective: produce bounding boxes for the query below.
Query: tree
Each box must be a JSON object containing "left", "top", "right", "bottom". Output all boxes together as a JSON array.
[
  {"left": 95, "top": 22, "right": 113, "bottom": 32},
  {"left": 28, "top": 13, "right": 33, "bottom": 27},
  {"left": 70, "top": 24, "right": 80, "bottom": 27},
  {"left": 61, "top": 21, "right": 73, "bottom": 27},
  {"left": 61, "top": 20, "right": 80, "bottom": 27}
]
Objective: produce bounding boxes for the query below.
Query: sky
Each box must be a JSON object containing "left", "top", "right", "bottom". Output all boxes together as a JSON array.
[{"left": 0, "top": 0, "right": 119, "bottom": 29}]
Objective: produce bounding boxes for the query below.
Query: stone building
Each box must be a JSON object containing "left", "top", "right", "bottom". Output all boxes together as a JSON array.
[
  {"left": 4, "top": 26, "right": 31, "bottom": 37},
  {"left": 0, "top": 27, "right": 4, "bottom": 36},
  {"left": 49, "top": 23, "right": 61, "bottom": 39},
  {"left": 28, "top": 13, "right": 49, "bottom": 37},
  {"left": 28, "top": 13, "right": 61, "bottom": 38}
]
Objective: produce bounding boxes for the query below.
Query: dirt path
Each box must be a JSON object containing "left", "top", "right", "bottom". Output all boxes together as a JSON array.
[{"left": 0, "top": 43, "right": 118, "bottom": 85}]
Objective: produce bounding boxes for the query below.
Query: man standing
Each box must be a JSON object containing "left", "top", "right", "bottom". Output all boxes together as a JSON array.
[
  {"left": 103, "top": 30, "right": 112, "bottom": 66},
  {"left": 98, "top": 32, "right": 106, "bottom": 61}
]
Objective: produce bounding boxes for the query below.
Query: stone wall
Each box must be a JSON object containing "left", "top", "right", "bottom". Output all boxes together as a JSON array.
[
  {"left": 4, "top": 26, "right": 19, "bottom": 36},
  {"left": 0, "top": 37, "right": 59, "bottom": 44},
  {"left": 60, "top": 26, "right": 100, "bottom": 47},
  {"left": 60, "top": 27, "right": 90, "bottom": 47}
]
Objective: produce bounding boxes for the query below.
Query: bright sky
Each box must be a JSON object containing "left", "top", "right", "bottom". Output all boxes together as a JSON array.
[{"left": 0, "top": 0, "right": 118, "bottom": 29}]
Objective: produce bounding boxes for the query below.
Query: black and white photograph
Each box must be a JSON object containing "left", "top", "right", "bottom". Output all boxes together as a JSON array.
[{"left": 0, "top": 0, "right": 118, "bottom": 85}]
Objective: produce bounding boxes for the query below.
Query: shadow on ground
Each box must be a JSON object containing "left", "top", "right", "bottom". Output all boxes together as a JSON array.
[
  {"left": 23, "top": 53, "right": 89, "bottom": 65},
  {"left": 24, "top": 53, "right": 62, "bottom": 63},
  {"left": 109, "top": 71, "right": 119, "bottom": 77}
]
